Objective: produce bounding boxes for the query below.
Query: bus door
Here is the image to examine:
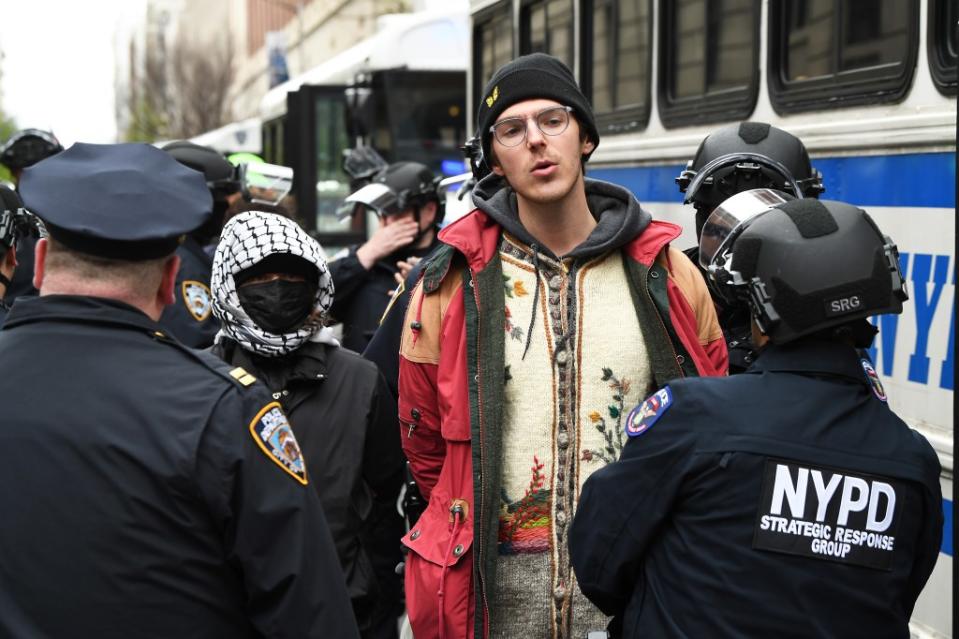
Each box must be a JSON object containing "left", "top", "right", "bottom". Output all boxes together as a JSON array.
[{"left": 283, "top": 83, "right": 364, "bottom": 252}]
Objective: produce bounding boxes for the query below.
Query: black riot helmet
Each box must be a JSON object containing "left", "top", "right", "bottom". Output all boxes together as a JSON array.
[
  {"left": 700, "top": 190, "right": 907, "bottom": 346},
  {"left": 163, "top": 141, "right": 239, "bottom": 243},
  {"left": 0, "top": 185, "right": 41, "bottom": 279},
  {"left": 162, "top": 141, "right": 239, "bottom": 199},
  {"left": 0, "top": 129, "right": 63, "bottom": 172},
  {"left": 338, "top": 160, "right": 444, "bottom": 226},
  {"left": 677, "top": 122, "right": 824, "bottom": 239}
]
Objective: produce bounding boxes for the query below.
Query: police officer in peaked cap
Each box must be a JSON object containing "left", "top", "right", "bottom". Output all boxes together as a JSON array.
[
  {"left": 570, "top": 191, "right": 943, "bottom": 639},
  {"left": 0, "top": 143, "right": 360, "bottom": 639},
  {"left": 676, "top": 122, "right": 825, "bottom": 373},
  {"left": 159, "top": 140, "right": 242, "bottom": 348}
]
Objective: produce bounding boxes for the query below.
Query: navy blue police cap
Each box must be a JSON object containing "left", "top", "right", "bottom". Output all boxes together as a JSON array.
[{"left": 18, "top": 142, "right": 213, "bottom": 261}]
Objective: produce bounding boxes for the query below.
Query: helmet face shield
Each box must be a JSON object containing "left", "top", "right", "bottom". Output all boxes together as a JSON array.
[
  {"left": 336, "top": 182, "right": 400, "bottom": 220},
  {"left": 682, "top": 153, "right": 805, "bottom": 207},
  {"left": 699, "top": 188, "right": 794, "bottom": 270},
  {"left": 0, "top": 206, "right": 43, "bottom": 253},
  {"left": 238, "top": 162, "right": 293, "bottom": 206},
  {"left": 699, "top": 188, "right": 794, "bottom": 305}
]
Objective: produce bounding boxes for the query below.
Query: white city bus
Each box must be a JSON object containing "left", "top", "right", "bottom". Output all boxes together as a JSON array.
[
  {"left": 258, "top": 6, "right": 469, "bottom": 250},
  {"left": 469, "top": 0, "right": 955, "bottom": 636}
]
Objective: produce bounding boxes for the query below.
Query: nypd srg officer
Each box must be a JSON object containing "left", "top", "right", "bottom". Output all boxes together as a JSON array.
[
  {"left": 0, "top": 143, "right": 359, "bottom": 638},
  {"left": 569, "top": 191, "right": 943, "bottom": 638},
  {"left": 676, "top": 122, "right": 824, "bottom": 372}
]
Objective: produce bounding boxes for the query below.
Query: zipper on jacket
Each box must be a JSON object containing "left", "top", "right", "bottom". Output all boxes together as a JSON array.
[{"left": 469, "top": 266, "right": 492, "bottom": 636}]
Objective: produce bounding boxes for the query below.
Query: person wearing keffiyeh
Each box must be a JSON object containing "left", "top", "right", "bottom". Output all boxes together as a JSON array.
[{"left": 210, "top": 211, "right": 406, "bottom": 638}]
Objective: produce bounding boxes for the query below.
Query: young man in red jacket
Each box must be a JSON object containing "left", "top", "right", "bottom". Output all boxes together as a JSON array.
[{"left": 397, "top": 53, "right": 727, "bottom": 639}]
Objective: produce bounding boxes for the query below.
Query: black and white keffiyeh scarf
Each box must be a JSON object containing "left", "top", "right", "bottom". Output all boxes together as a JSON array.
[{"left": 211, "top": 211, "right": 335, "bottom": 357}]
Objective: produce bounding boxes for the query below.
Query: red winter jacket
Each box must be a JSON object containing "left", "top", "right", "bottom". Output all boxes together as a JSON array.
[{"left": 397, "top": 209, "right": 726, "bottom": 639}]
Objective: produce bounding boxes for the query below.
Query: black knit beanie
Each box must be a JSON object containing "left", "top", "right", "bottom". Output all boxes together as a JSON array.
[{"left": 476, "top": 53, "right": 599, "bottom": 167}]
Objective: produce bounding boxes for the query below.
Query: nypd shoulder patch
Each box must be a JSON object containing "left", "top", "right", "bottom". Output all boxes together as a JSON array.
[
  {"left": 249, "top": 402, "right": 308, "bottom": 485},
  {"left": 860, "top": 358, "right": 887, "bottom": 402},
  {"left": 182, "top": 280, "right": 212, "bottom": 322},
  {"left": 625, "top": 386, "right": 673, "bottom": 438}
]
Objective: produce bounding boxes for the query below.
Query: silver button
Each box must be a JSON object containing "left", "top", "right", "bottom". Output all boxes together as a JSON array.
[
  {"left": 556, "top": 350, "right": 569, "bottom": 366},
  {"left": 554, "top": 585, "right": 566, "bottom": 601},
  {"left": 650, "top": 270, "right": 660, "bottom": 279},
  {"left": 410, "top": 529, "right": 421, "bottom": 541},
  {"left": 548, "top": 275, "right": 562, "bottom": 291},
  {"left": 557, "top": 432, "right": 569, "bottom": 449},
  {"left": 453, "top": 544, "right": 464, "bottom": 557},
  {"left": 676, "top": 355, "right": 685, "bottom": 365}
]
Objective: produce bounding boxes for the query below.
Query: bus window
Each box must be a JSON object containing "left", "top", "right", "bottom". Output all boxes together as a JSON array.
[
  {"left": 769, "top": 0, "right": 919, "bottom": 113},
  {"left": 314, "top": 94, "right": 351, "bottom": 236},
  {"left": 520, "top": 0, "right": 574, "bottom": 69},
  {"left": 658, "top": 0, "right": 760, "bottom": 128},
  {"left": 379, "top": 71, "right": 468, "bottom": 175},
  {"left": 929, "top": 0, "right": 957, "bottom": 94},
  {"left": 473, "top": 2, "right": 513, "bottom": 111},
  {"left": 581, "top": 0, "right": 652, "bottom": 132}
]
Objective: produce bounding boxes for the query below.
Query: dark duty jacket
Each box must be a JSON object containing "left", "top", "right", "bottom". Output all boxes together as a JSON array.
[
  {"left": 571, "top": 339, "right": 943, "bottom": 639},
  {"left": 0, "top": 295, "right": 358, "bottom": 638},
  {"left": 212, "top": 337, "right": 405, "bottom": 633},
  {"left": 158, "top": 235, "right": 221, "bottom": 348}
]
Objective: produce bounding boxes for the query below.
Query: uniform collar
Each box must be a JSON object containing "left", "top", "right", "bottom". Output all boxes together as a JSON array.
[
  {"left": 3, "top": 294, "right": 162, "bottom": 334},
  {"left": 749, "top": 338, "right": 869, "bottom": 385}
]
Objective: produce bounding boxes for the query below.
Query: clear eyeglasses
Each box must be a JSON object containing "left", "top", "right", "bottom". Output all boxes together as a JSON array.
[{"left": 490, "top": 105, "right": 574, "bottom": 147}]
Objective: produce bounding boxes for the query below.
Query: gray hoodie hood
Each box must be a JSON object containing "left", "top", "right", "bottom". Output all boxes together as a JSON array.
[{"left": 470, "top": 173, "right": 651, "bottom": 260}]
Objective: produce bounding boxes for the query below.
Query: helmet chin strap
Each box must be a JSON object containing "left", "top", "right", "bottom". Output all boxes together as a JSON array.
[{"left": 407, "top": 204, "right": 437, "bottom": 248}]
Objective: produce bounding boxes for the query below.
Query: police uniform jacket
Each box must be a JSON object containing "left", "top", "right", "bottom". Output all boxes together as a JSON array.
[
  {"left": 570, "top": 339, "right": 943, "bottom": 639},
  {"left": 0, "top": 295, "right": 359, "bottom": 639},
  {"left": 329, "top": 242, "right": 437, "bottom": 353},
  {"left": 158, "top": 235, "right": 220, "bottom": 348},
  {"left": 211, "top": 337, "right": 405, "bottom": 633}
]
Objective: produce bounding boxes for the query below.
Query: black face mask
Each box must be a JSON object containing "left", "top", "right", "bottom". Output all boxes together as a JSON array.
[{"left": 237, "top": 279, "right": 318, "bottom": 334}]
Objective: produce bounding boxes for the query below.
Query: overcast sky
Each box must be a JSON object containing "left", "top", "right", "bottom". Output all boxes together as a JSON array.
[{"left": 0, "top": 0, "right": 143, "bottom": 146}]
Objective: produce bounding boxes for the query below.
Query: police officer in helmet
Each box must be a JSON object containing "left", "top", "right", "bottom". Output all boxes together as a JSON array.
[
  {"left": 0, "top": 185, "right": 39, "bottom": 326},
  {"left": 0, "top": 128, "right": 63, "bottom": 305},
  {"left": 329, "top": 160, "right": 444, "bottom": 353},
  {"left": 0, "top": 143, "right": 358, "bottom": 638},
  {"left": 159, "top": 140, "right": 242, "bottom": 348},
  {"left": 677, "top": 122, "right": 824, "bottom": 372},
  {"left": 570, "top": 191, "right": 943, "bottom": 639}
]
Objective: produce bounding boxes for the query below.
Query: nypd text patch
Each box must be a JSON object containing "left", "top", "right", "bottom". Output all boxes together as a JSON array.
[
  {"left": 625, "top": 386, "right": 672, "bottom": 438},
  {"left": 249, "top": 402, "right": 308, "bottom": 485},
  {"left": 752, "top": 458, "right": 903, "bottom": 571}
]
